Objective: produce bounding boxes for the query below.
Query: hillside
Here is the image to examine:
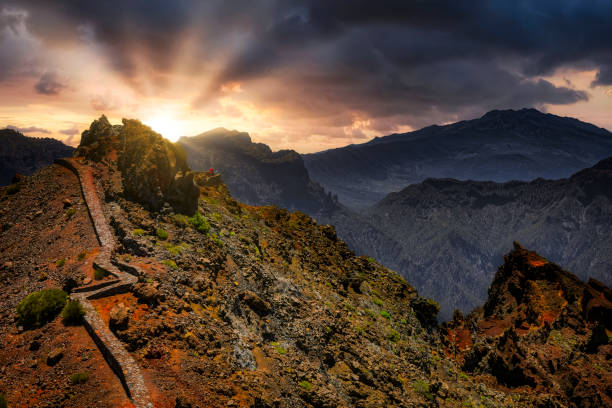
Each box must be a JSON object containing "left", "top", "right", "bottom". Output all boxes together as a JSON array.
[
  {"left": 303, "top": 108, "right": 612, "bottom": 208},
  {"left": 2, "top": 116, "right": 608, "bottom": 407},
  {"left": 350, "top": 158, "right": 612, "bottom": 319},
  {"left": 179, "top": 129, "right": 339, "bottom": 216},
  {"left": 0, "top": 129, "right": 75, "bottom": 186}
]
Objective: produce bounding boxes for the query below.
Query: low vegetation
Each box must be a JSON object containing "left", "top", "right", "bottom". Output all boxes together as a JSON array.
[
  {"left": 132, "top": 228, "right": 146, "bottom": 236},
  {"left": 70, "top": 372, "right": 89, "bottom": 385},
  {"left": 65, "top": 208, "right": 76, "bottom": 217},
  {"left": 162, "top": 259, "right": 178, "bottom": 269},
  {"left": 189, "top": 211, "right": 210, "bottom": 233},
  {"left": 0, "top": 392, "right": 6, "bottom": 408},
  {"left": 298, "top": 380, "right": 312, "bottom": 391},
  {"left": 413, "top": 379, "right": 433, "bottom": 400},
  {"left": 61, "top": 299, "right": 85, "bottom": 324},
  {"left": 16, "top": 289, "right": 67, "bottom": 327},
  {"left": 156, "top": 228, "right": 169, "bottom": 240},
  {"left": 55, "top": 258, "right": 66, "bottom": 267},
  {"left": 94, "top": 266, "right": 108, "bottom": 280}
]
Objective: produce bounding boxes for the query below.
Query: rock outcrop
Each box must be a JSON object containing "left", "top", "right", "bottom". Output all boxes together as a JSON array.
[
  {"left": 77, "top": 116, "right": 199, "bottom": 215},
  {"left": 442, "top": 243, "right": 612, "bottom": 408}
]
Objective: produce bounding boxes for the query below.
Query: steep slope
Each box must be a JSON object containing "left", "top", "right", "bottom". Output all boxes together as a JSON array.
[
  {"left": 4, "top": 116, "right": 602, "bottom": 407},
  {"left": 179, "top": 128, "right": 339, "bottom": 216},
  {"left": 303, "top": 108, "right": 612, "bottom": 208},
  {"left": 352, "top": 158, "right": 612, "bottom": 319},
  {"left": 0, "top": 129, "right": 75, "bottom": 186},
  {"left": 442, "top": 243, "right": 611, "bottom": 408}
]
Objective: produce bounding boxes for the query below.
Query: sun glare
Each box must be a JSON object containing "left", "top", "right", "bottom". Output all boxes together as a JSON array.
[{"left": 144, "top": 115, "right": 183, "bottom": 142}]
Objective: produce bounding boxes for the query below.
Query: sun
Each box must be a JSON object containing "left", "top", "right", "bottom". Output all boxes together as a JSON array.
[{"left": 144, "top": 115, "right": 183, "bottom": 142}]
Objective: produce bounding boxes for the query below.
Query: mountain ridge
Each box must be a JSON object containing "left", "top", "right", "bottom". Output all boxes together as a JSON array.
[
  {"left": 303, "top": 108, "right": 612, "bottom": 208},
  {"left": 0, "top": 128, "right": 75, "bottom": 186}
]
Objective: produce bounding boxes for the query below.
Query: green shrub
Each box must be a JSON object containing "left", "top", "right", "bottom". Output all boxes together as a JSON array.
[
  {"left": 62, "top": 300, "right": 85, "bottom": 324},
  {"left": 387, "top": 329, "right": 400, "bottom": 343},
  {"left": 365, "top": 257, "right": 376, "bottom": 263},
  {"left": 65, "top": 208, "right": 76, "bottom": 217},
  {"left": 94, "top": 266, "right": 108, "bottom": 280},
  {"left": 16, "top": 289, "right": 67, "bottom": 327},
  {"left": 380, "top": 310, "right": 391, "bottom": 319},
  {"left": 0, "top": 393, "right": 6, "bottom": 408},
  {"left": 77, "top": 251, "right": 87, "bottom": 261},
  {"left": 162, "top": 259, "right": 178, "bottom": 269},
  {"left": 132, "top": 228, "right": 146, "bottom": 236},
  {"left": 189, "top": 212, "right": 210, "bottom": 233},
  {"left": 55, "top": 258, "right": 66, "bottom": 267},
  {"left": 372, "top": 297, "right": 384, "bottom": 307},
  {"left": 413, "top": 379, "right": 433, "bottom": 400},
  {"left": 70, "top": 372, "right": 89, "bottom": 385},
  {"left": 156, "top": 228, "right": 168, "bottom": 240},
  {"left": 298, "top": 380, "right": 312, "bottom": 391}
]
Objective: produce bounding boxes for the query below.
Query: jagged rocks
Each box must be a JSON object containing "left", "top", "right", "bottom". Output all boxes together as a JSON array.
[{"left": 76, "top": 116, "right": 200, "bottom": 215}]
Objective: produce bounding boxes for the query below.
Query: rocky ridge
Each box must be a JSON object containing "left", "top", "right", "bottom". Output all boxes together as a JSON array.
[{"left": 0, "top": 117, "right": 609, "bottom": 407}]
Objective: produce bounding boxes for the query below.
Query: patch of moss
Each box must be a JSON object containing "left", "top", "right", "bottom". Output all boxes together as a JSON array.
[
  {"left": 380, "top": 310, "right": 391, "bottom": 319},
  {"left": 298, "top": 380, "right": 312, "bottom": 391},
  {"left": 162, "top": 259, "right": 178, "bottom": 269},
  {"left": 156, "top": 228, "right": 168, "bottom": 240},
  {"left": 55, "top": 258, "right": 66, "bottom": 267},
  {"left": 0, "top": 392, "right": 6, "bottom": 408},
  {"left": 132, "top": 228, "right": 146, "bottom": 236},
  {"left": 65, "top": 208, "right": 76, "bottom": 217},
  {"left": 271, "top": 341, "right": 287, "bottom": 354},
  {"left": 77, "top": 251, "right": 87, "bottom": 261},
  {"left": 372, "top": 297, "right": 384, "bottom": 307},
  {"left": 70, "top": 372, "right": 89, "bottom": 385},
  {"left": 172, "top": 214, "right": 189, "bottom": 228}
]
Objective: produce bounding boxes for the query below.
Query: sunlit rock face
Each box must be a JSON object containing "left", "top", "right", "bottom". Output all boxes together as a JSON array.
[{"left": 77, "top": 116, "right": 199, "bottom": 215}]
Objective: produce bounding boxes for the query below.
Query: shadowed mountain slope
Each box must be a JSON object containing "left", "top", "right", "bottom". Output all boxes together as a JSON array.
[
  {"left": 303, "top": 108, "right": 612, "bottom": 208},
  {"left": 353, "top": 158, "right": 612, "bottom": 319},
  {"left": 0, "top": 128, "right": 74, "bottom": 186}
]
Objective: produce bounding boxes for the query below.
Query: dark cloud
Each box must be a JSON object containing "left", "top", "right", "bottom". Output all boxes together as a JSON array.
[
  {"left": 34, "top": 71, "right": 67, "bottom": 95},
  {"left": 6, "top": 124, "right": 50, "bottom": 133},
  {"left": 10, "top": 1, "right": 612, "bottom": 130}
]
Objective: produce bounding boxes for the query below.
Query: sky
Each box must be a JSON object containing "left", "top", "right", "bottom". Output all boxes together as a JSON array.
[{"left": 0, "top": 1, "right": 611, "bottom": 153}]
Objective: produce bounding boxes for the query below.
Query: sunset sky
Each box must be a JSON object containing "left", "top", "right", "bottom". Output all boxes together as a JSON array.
[{"left": 1, "top": 1, "right": 611, "bottom": 153}]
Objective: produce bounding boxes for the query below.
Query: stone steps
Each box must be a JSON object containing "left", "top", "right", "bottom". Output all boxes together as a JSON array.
[{"left": 55, "top": 158, "right": 152, "bottom": 408}]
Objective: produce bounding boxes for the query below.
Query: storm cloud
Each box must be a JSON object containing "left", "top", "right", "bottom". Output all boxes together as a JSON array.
[{"left": 3, "top": 0, "right": 612, "bottom": 144}]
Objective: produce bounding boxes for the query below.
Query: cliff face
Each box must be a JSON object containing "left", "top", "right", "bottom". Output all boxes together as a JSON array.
[
  {"left": 0, "top": 129, "right": 74, "bottom": 186},
  {"left": 303, "top": 108, "right": 612, "bottom": 208},
  {"left": 442, "top": 243, "right": 611, "bottom": 408},
  {"left": 353, "top": 157, "right": 612, "bottom": 319},
  {"left": 77, "top": 116, "right": 199, "bottom": 215}
]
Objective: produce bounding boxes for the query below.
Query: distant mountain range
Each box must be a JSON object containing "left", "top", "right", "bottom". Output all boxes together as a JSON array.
[
  {"left": 349, "top": 158, "right": 612, "bottom": 319},
  {"left": 179, "top": 109, "right": 612, "bottom": 319},
  {"left": 303, "top": 108, "right": 612, "bottom": 208},
  {"left": 0, "top": 128, "right": 74, "bottom": 186}
]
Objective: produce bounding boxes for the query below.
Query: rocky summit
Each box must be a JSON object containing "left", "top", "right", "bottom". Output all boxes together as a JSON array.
[{"left": 0, "top": 117, "right": 609, "bottom": 407}]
